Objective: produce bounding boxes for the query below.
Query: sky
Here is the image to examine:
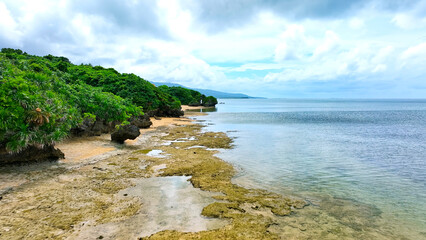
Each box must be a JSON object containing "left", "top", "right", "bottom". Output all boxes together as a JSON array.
[{"left": 1, "top": 0, "right": 425, "bottom": 98}]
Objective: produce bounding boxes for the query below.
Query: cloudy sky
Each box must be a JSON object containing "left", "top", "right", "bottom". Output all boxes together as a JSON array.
[{"left": 1, "top": 0, "right": 425, "bottom": 98}]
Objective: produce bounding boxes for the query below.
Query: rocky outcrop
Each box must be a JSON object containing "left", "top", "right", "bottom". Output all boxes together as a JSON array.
[
  {"left": 0, "top": 145, "right": 64, "bottom": 164},
  {"left": 130, "top": 114, "right": 152, "bottom": 128},
  {"left": 111, "top": 124, "right": 140, "bottom": 143},
  {"left": 147, "top": 106, "right": 184, "bottom": 118},
  {"left": 202, "top": 96, "right": 218, "bottom": 107},
  {"left": 70, "top": 118, "right": 119, "bottom": 137}
]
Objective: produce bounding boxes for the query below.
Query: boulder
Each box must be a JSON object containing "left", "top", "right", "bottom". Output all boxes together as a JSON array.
[
  {"left": 0, "top": 145, "right": 64, "bottom": 164},
  {"left": 130, "top": 114, "right": 152, "bottom": 128},
  {"left": 111, "top": 124, "right": 140, "bottom": 143}
]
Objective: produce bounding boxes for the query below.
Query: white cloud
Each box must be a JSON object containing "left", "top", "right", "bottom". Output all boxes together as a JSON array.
[
  {"left": 0, "top": 2, "right": 22, "bottom": 45},
  {"left": 313, "top": 30, "right": 340, "bottom": 58},
  {"left": 400, "top": 42, "right": 426, "bottom": 60},
  {"left": 266, "top": 43, "right": 398, "bottom": 82},
  {"left": 399, "top": 42, "right": 426, "bottom": 71},
  {"left": 1, "top": 0, "right": 425, "bottom": 97},
  {"left": 391, "top": 1, "right": 426, "bottom": 29},
  {"left": 221, "top": 63, "right": 287, "bottom": 72},
  {"left": 183, "top": 12, "right": 285, "bottom": 63},
  {"left": 392, "top": 13, "right": 426, "bottom": 29},
  {"left": 349, "top": 18, "right": 365, "bottom": 29},
  {"left": 274, "top": 24, "right": 309, "bottom": 61}
]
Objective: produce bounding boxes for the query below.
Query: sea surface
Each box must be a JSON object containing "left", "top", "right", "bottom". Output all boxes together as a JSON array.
[{"left": 195, "top": 99, "right": 426, "bottom": 239}]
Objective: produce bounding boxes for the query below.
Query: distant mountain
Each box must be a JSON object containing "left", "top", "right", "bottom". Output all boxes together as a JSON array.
[{"left": 151, "top": 81, "right": 257, "bottom": 99}]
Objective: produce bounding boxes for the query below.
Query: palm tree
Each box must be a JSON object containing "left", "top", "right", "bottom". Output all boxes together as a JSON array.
[{"left": 27, "top": 108, "right": 50, "bottom": 127}]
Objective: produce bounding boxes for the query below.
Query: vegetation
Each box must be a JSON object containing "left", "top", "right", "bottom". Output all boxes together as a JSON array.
[
  {"left": 0, "top": 48, "right": 217, "bottom": 155},
  {"left": 65, "top": 65, "right": 181, "bottom": 112},
  {"left": 202, "top": 95, "right": 218, "bottom": 107},
  {"left": 158, "top": 85, "right": 218, "bottom": 107},
  {"left": 0, "top": 48, "right": 142, "bottom": 152}
]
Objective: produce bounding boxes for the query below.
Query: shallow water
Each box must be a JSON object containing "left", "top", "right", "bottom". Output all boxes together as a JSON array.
[
  {"left": 67, "top": 176, "right": 227, "bottom": 239},
  {"left": 198, "top": 99, "right": 426, "bottom": 239}
]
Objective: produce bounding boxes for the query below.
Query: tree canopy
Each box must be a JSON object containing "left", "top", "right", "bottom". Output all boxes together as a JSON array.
[
  {"left": 0, "top": 48, "right": 141, "bottom": 152},
  {"left": 0, "top": 48, "right": 216, "bottom": 153}
]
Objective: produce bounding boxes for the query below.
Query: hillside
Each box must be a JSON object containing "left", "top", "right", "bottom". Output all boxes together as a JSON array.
[{"left": 151, "top": 81, "right": 255, "bottom": 99}]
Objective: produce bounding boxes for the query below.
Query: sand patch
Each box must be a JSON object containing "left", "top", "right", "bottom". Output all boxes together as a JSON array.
[{"left": 57, "top": 134, "right": 117, "bottom": 164}]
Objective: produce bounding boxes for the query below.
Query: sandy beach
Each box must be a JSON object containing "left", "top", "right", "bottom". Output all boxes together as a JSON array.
[{"left": 0, "top": 107, "right": 305, "bottom": 239}]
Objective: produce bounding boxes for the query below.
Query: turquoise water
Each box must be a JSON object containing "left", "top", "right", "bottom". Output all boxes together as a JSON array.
[{"left": 196, "top": 99, "right": 426, "bottom": 239}]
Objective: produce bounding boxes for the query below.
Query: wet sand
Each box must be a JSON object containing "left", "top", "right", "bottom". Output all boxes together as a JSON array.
[
  {"left": 181, "top": 105, "right": 212, "bottom": 111},
  {"left": 0, "top": 116, "right": 191, "bottom": 193}
]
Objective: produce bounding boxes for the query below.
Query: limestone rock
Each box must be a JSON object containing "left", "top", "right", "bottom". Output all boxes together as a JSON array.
[
  {"left": 0, "top": 145, "right": 64, "bottom": 164},
  {"left": 147, "top": 106, "right": 184, "bottom": 118},
  {"left": 130, "top": 114, "right": 152, "bottom": 129},
  {"left": 111, "top": 124, "right": 140, "bottom": 143}
]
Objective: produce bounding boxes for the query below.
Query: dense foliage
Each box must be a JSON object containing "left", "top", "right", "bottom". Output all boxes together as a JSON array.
[
  {"left": 0, "top": 48, "right": 142, "bottom": 152},
  {"left": 65, "top": 65, "right": 181, "bottom": 111},
  {"left": 158, "top": 86, "right": 218, "bottom": 107},
  {"left": 0, "top": 48, "right": 216, "bottom": 153}
]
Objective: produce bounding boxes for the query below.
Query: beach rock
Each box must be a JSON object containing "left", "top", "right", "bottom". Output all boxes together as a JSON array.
[
  {"left": 71, "top": 118, "right": 116, "bottom": 137},
  {"left": 188, "top": 102, "right": 201, "bottom": 106},
  {"left": 91, "top": 120, "right": 109, "bottom": 135},
  {"left": 0, "top": 145, "right": 65, "bottom": 164},
  {"left": 70, "top": 117, "right": 95, "bottom": 136},
  {"left": 111, "top": 124, "right": 140, "bottom": 143},
  {"left": 147, "top": 106, "right": 184, "bottom": 118},
  {"left": 130, "top": 114, "right": 152, "bottom": 128}
]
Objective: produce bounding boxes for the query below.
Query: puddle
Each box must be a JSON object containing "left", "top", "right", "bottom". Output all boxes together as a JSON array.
[
  {"left": 186, "top": 146, "right": 207, "bottom": 149},
  {"left": 70, "top": 176, "right": 228, "bottom": 239},
  {"left": 146, "top": 150, "right": 168, "bottom": 158}
]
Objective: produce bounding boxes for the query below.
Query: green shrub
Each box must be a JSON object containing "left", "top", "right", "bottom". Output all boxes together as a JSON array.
[
  {"left": 0, "top": 49, "right": 142, "bottom": 152},
  {"left": 66, "top": 66, "right": 181, "bottom": 111},
  {"left": 202, "top": 96, "right": 218, "bottom": 107},
  {"left": 158, "top": 85, "right": 217, "bottom": 107}
]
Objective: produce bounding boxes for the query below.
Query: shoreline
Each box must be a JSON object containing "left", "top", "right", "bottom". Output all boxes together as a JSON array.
[
  {"left": 0, "top": 107, "right": 306, "bottom": 239},
  {"left": 0, "top": 105, "right": 408, "bottom": 239}
]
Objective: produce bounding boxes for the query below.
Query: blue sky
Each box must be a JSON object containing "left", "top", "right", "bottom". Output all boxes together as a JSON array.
[{"left": 0, "top": 0, "right": 425, "bottom": 98}]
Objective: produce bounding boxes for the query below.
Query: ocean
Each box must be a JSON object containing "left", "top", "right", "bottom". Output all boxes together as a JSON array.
[{"left": 195, "top": 99, "right": 426, "bottom": 239}]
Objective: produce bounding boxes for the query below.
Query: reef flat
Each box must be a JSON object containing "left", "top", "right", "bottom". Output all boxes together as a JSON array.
[
  {"left": 144, "top": 124, "right": 306, "bottom": 239},
  {"left": 0, "top": 118, "right": 306, "bottom": 239}
]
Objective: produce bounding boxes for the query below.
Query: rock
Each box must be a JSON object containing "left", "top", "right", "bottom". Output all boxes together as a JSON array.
[
  {"left": 70, "top": 117, "right": 95, "bottom": 136},
  {"left": 147, "top": 106, "right": 184, "bottom": 118},
  {"left": 71, "top": 117, "right": 116, "bottom": 137},
  {"left": 202, "top": 96, "right": 218, "bottom": 107},
  {"left": 188, "top": 102, "right": 201, "bottom": 106},
  {"left": 91, "top": 120, "right": 107, "bottom": 135},
  {"left": 111, "top": 124, "right": 140, "bottom": 143},
  {"left": 130, "top": 115, "right": 152, "bottom": 128},
  {"left": 0, "top": 145, "right": 65, "bottom": 164}
]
